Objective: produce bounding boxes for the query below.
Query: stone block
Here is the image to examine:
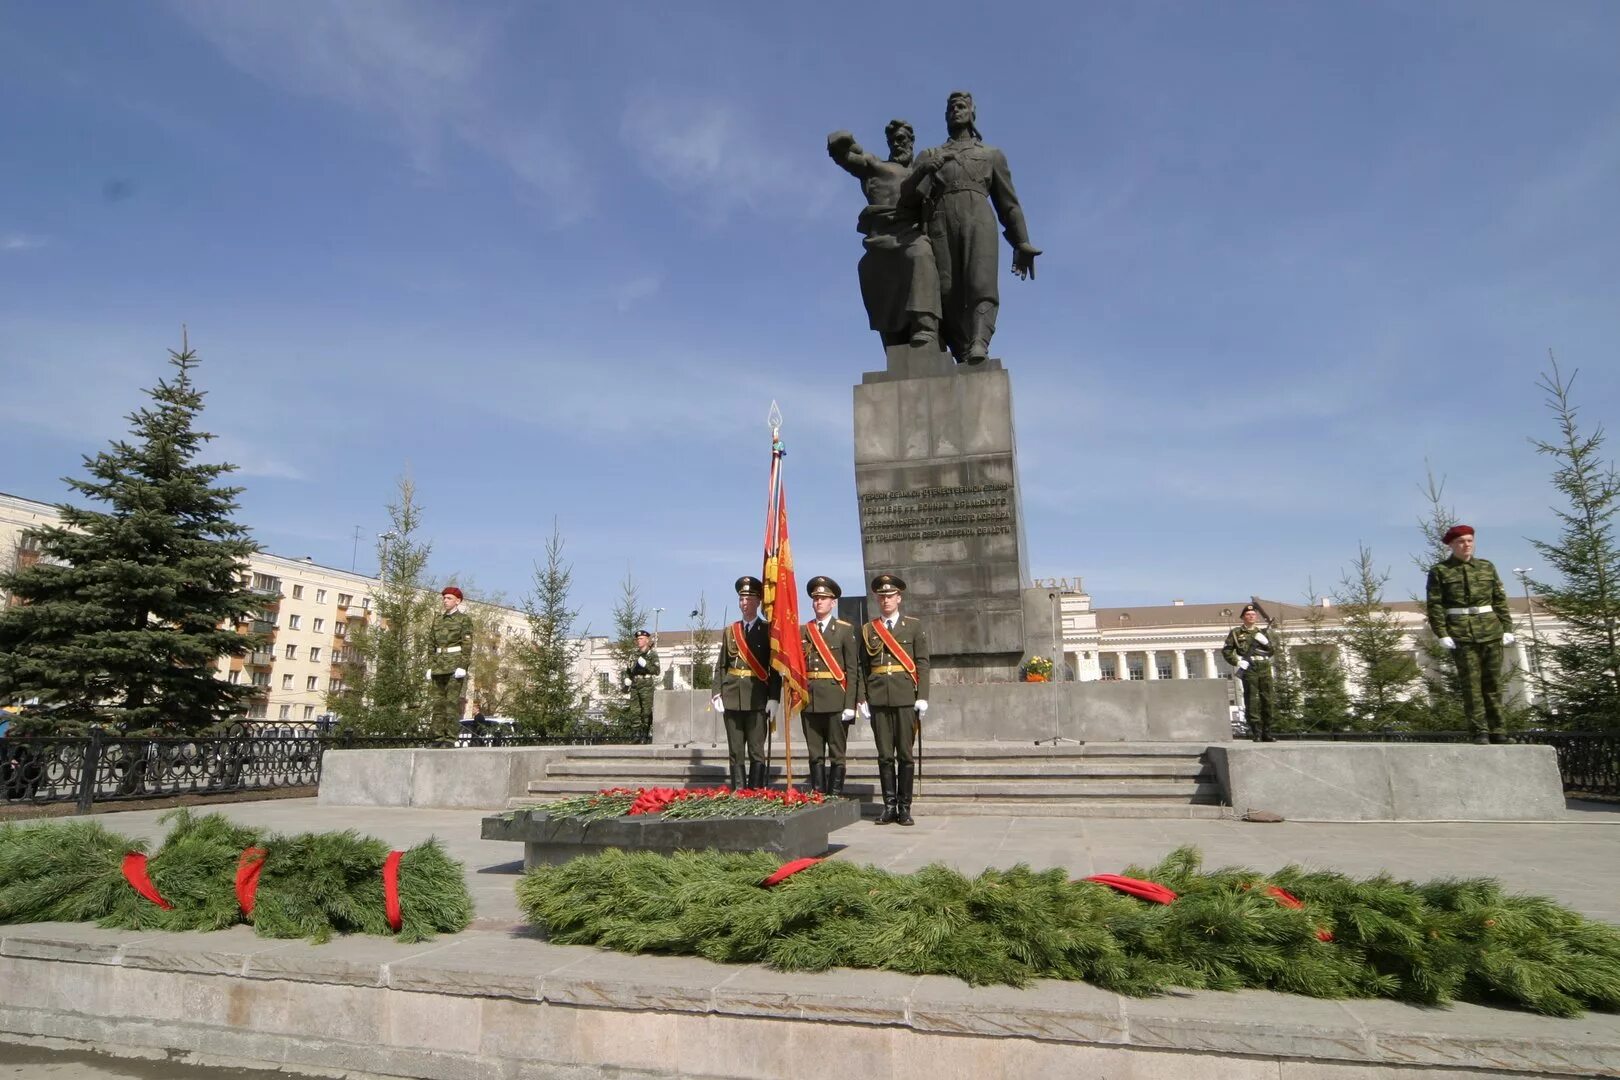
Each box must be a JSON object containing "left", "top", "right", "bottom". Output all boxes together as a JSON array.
[
  {"left": 1209, "top": 743, "right": 1567, "bottom": 821},
  {"left": 317, "top": 748, "right": 416, "bottom": 807}
]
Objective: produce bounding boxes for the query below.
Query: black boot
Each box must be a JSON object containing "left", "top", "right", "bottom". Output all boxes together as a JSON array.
[
  {"left": 748, "top": 760, "right": 768, "bottom": 790},
  {"left": 896, "top": 761, "right": 915, "bottom": 826},
  {"left": 729, "top": 760, "right": 746, "bottom": 791},
  {"left": 1258, "top": 719, "right": 1275, "bottom": 743},
  {"left": 876, "top": 761, "right": 897, "bottom": 824},
  {"left": 829, "top": 763, "right": 846, "bottom": 799},
  {"left": 808, "top": 761, "right": 827, "bottom": 795},
  {"left": 1471, "top": 733, "right": 1490, "bottom": 745}
]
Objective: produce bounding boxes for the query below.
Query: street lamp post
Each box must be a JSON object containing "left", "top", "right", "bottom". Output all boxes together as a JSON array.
[
  {"left": 652, "top": 607, "right": 665, "bottom": 645},
  {"left": 1511, "top": 567, "right": 1548, "bottom": 706},
  {"left": 376, "top": 531, "right": 398, "bottom": 579}
]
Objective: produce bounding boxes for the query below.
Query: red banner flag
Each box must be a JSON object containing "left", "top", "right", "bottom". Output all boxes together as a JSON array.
[{"left": 763, "top": 429, "right": 808, "bottom": 719}]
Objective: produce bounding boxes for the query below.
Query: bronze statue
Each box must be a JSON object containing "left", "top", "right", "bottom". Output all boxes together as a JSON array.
[
  {"left": 914, "top": 91, "right": 1041, "bottom": 365},
  {"left": 826, "top": 120, "right": 941, "bottom": 350}
]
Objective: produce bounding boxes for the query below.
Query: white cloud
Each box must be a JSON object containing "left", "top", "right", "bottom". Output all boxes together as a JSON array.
[
  {"left": 620, "top": 90, "right": 840, "bottom": 223},
  {"left": 166, "top": 1, "right": 592, "bottom": 223},
  {"left": 614, "top": 275, "right": 662, "bottom": 313},
  {"left": 2, "top": 234, "right": 47, "bottom": 252}
]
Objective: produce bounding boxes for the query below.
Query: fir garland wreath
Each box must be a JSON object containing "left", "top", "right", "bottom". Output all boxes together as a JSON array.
[
  {"left": 515, "top": 845, "right": 1620, "bottom": 1017},
  {"left": 0, "top": 809, "right": 472, "bottom": 944}
]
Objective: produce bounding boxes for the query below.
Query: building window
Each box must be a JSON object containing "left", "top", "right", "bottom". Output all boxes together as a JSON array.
[
  {"left": 309, "top": 646, "right": 321, "bottom": 663},
  {"left": 251, "top": 672, "right": 270, "bottom": 688},
  {"left": 337, "top": 593, "right": 352, "bottom": 607},
  {"left": 597, "top": 672, "right": 611, "bottom": 694},
  {"left": 247, "top": 704, "right": 267, "bottom": 720},
  {"left": 307, "top": 676, "right": 319, "bottom": 691},
  {"left": 303, "top": 705, "right": 315, "bottom": 719},
  {"left": 1157, "top": 662, "right": 1173, "bottom": 680},
  {"left": 251, "top": 573, "right": 280, "bottom": 594},
  {"left": 330, "top": 679, "right": 345, "bottom": 693},
  {"left": 1128, "top": 664, "right": 1144, "bottom": 681},
  {"left": 285, "top": 644, "right": 297, "bottom": 660},
  {"left": 281, "top": 674, "right": 294, "bottom": 690},
  {"left": 334, "top": 622, "right": 346, "bottom": 638},
  {"left": 288, "top": 615, "right": 301, "bottom": 630},
  {"left": 1100, "top": 664, "right": 1116, "bottom": 681},
  {"left": 313, "top": 618, "right": 324, "bottom": 633},
  {"left": 278, "top": 705, "right": 292, "bottom": 720},
  {"left": 362, "top": 597, "right": 372, "bottom": 610},
  {"left": 316, "top": 589, "right": 326, "bottom": 604},
  {"left": 292, "top": 585, "right": 304, "bottom": 599}
]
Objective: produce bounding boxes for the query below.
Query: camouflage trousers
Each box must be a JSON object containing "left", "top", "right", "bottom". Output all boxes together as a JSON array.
[{"left": 1452, "top": 640, "right": 1506, "bottom": 736}]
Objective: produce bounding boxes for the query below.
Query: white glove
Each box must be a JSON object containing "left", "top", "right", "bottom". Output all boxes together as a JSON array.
[
  {"left": 453, "top": 667, "right": 466, "bottom": 680},
  {"left": 622, "top": 676, "right": 632, "bottom": 688},
  {"left": 914, "top": 699, "right": 928, "bottom": 716},
  {"left": 711, "top": 695, "right": 723, "bottom": 713},
  {"left": 857, "top": 701, "right": 870, "bottom": 720},
  {"left": 635, "top": 657, "right": 646, "bottom": 669},
  {"left": 1236, "top": 659, "right": 1249, "bottom": 671},
  {"left": 841, "top": 707, "right": 856, "bottom": 721},
  {"left": 765, "top": 701, "right": 780, "bottom": 720},
  {"left": 1439, "top": 636, "right": 1456, "bottom": 650},
  {"left": 1502, "top": 632, "right": 1517, "bottom": 646},
  {"left": 1253, "top": 632, "right": 1269, "bottom": 646},
  {"left": 425, "top": 669, "right": 433, "bottom": 681}
]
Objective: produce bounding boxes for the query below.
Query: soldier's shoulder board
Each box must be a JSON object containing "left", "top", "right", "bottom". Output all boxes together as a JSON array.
[{"left": 834, "top": 618, "right": 852, "bottom": 627}]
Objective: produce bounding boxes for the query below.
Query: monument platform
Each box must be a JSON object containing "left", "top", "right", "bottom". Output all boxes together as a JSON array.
[{"left": 1, "top": 799, "right": 1618, "bottom": 1079}]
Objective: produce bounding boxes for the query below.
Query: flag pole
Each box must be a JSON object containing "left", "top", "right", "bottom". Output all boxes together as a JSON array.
[{"left": 769, "top": 407, "right": 795, "bottom": 792}]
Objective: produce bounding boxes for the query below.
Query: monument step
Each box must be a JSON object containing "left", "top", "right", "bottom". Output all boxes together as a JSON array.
[
  {"left": 544, "top": 761, "right": 1210, "bottom": 781},
  {"left": 560, "top": 741, "right": 1212, "bottom": 761},
  {"left": 507, "top": 794, "right": 1227, "bottom": 818},
  {"left": 524, "top": 778, "right": 1220, "bottom": 800}
]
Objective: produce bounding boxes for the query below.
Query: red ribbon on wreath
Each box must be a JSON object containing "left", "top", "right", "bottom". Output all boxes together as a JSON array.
[
  {"left": 761, "top": 857, "right": 823, "bottom": 887},
  {"left": 1262, "top": 884, "right": 1333, "bottom": 941},
  {"left": 235, "top": 847, "right": 268, "bottom": 916},
  {"left": 382, "top": 850, "right": 404, "bottom": 932},
  {"left": 1083, "top": 874, "right": 1178, "bottom": 905},
  {"left": 120, "top": 852, "right": 173, "bottom": 910}
]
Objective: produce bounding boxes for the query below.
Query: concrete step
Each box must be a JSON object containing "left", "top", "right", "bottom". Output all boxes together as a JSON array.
[
  {"left": 557, "top": 741, "right": 1213, "bottom": 762},
  {"left": 544, "top": 761, "right": 1211, "bottom": 781},
  {"left": 525, "top": 778, "right": 1221, "bottom": 800},
  {"left": 508, "top": 794, "right": 1230, "bottom": 819}
]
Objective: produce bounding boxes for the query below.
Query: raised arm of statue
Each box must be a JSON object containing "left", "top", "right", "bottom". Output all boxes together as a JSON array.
[{"left": 827, "top": 130, "right": 879, "bottom": 179}]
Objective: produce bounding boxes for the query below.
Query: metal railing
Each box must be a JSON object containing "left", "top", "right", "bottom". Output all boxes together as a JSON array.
[
  {"left": 1271, "top": 730, "right": 1619, "bottom": 797},
  {"left": 1, "top": 726, "right": 651, "bottom": 813}
]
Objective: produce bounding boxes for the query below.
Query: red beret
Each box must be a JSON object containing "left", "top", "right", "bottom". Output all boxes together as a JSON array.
[
  {"left": 1442, "top": 525, "right": 1474, "bottom": 544},
  {"left": 441, "top": 586, "right": 464, "bottom": 600}
]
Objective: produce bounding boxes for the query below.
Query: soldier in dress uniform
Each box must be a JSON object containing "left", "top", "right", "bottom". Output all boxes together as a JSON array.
[
  {"left": 858, "top": 574, "right": 929, "bottom": 825},
  {"left": 426, "top": 586, "right": 473, "bottom": 736},
  {"left": 800, "top": 576, "right": 860, "bottom": 797},
  {"left": 1426, "top": 524, "right": 1516, "bottom": 744},
  {"left": 1221, "top": 603, "right": 1275, "bottom": 742},
  {"left": 710, "top": 576, "right": 780, "bottom": 790},
  {"left": 623, "top": 629, "right": 660, "bottom": 732}
]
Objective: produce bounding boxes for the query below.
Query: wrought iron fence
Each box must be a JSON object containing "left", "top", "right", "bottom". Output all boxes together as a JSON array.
[
  {"left": 1, "top": 726, "right": 651, "bottom": 812},
  {"left": 1272, "top": 730, "right": 1620, "bottom": 797}
]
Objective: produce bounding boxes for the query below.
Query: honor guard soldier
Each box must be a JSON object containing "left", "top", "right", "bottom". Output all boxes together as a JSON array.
[
  {"left": 427, "top": 586, "right": 473, "bottom": 736},
  {"left": 801, "top": 576, "right": 860, "bottom": 797},
  {"left": 859, "top": 574, "right": 929, "bottom": 825},
  {"left": 1426, "top": 525, "right": 1515, "bottom": 744},
  {"left": 710, "top": 576, "right": 781, "bottom": 790},
  {"left": 623, "top": 629, "right": 660, "bottom": 731},
  {"left": 1222, "top": 603, "right": 1275, "bottom": 741}
]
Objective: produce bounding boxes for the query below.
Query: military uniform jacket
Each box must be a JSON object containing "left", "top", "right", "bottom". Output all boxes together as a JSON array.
[
  {"left": 626, "top": 647, "right": 661, "bottom": 682},
  {"left": 860, "top": 614, "right": 930, "bottom": 707},
  {"left": 713, "top": 618, "right": 779, "bottom": 711},
  {"left": 428, "top": 610, "right": 473, "bottom": 676},
  {"left": 802, "top": 617, "right": 860, "bottom": 714},
  {"left": 1426, "top": 556, "right": 1511, "bottom": 644},
  {"left": 1221, "top": 625, "right": 1274, "bottom": 672}
]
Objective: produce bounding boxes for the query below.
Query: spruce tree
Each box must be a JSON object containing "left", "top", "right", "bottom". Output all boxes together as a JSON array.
[
  {"left": 1333, "top": 545, "right": 1423, "bottom": 729},
  {"left": 688, "top": 594, "right": 715, "bottom": 691},
  {"left": 509, "top": 522, "right": 588, "bottom": 735},
  {"left": 0, "top": 338, "right": 261, "bottom": 733},
  {"left": 1528, "top": 356, "right": 1620, "bottom": 727},
  {"left": 327, "top": 478, "right": 436, "bottom": 736},
  {"left": 1293, "top": 584, "right": 1353, "bottom": 732},
  {"left": 603, "top": 572, "right": 650, "bottom": 738}
]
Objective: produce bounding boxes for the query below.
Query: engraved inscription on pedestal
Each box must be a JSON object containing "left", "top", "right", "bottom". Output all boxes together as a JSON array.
[{"left": 858, "top": 484, "right": 1014, "bottom": 543}]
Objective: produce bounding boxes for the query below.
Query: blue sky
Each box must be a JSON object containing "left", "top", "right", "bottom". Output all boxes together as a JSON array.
[{"left": 2, "top": 1, "right": 1617, "bottom": 630}]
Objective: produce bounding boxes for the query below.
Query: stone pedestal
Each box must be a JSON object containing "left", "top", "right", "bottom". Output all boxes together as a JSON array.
[{"left": 853, "top": 343, "right": 1029, "bottom": 682}]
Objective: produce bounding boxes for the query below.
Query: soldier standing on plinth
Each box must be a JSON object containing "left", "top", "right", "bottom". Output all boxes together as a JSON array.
[
  {"left": 1426, "top": 525, "right": 1516, "bottom": 744},
  {"left": 623, "top": 629, "right": 660, "bottom": 732},
  {"left": 859, "top": 574, "right": 929, "bottom": 826},
  {"left": 1222, "top": 603, "right": 1275, "bottom": 742},
  {"left": 710, "top": 576, "right": 780, "bottom": 790},
  {"left": 801, "top": 576, "right": 860, "bottom": 797},
  {"left": 426, "top": 586, "right": 473, "bottom": 736}
]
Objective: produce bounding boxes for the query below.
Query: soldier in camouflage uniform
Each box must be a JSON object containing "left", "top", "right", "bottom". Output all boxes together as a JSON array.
[
  {"left": 1222, "top": 603, "right": 1275, "bottom": 742},
  {"left": 1426, "top": 525, "right": 1516, "bottom": 744},
  {"left": 859, "top": 574, "right": 929, "bottom": 826},
  {"left": 710, "top": 577, "right": 780, "bottom": 790},
  {"left": 800, "top": 576, "right": 860, "bottom": 797},
  {"left": 623, "top": 629, "right": 660, "bottom": 732},
  {"left": 426, "top": 586, "right": 473, "bottom": 736}
]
